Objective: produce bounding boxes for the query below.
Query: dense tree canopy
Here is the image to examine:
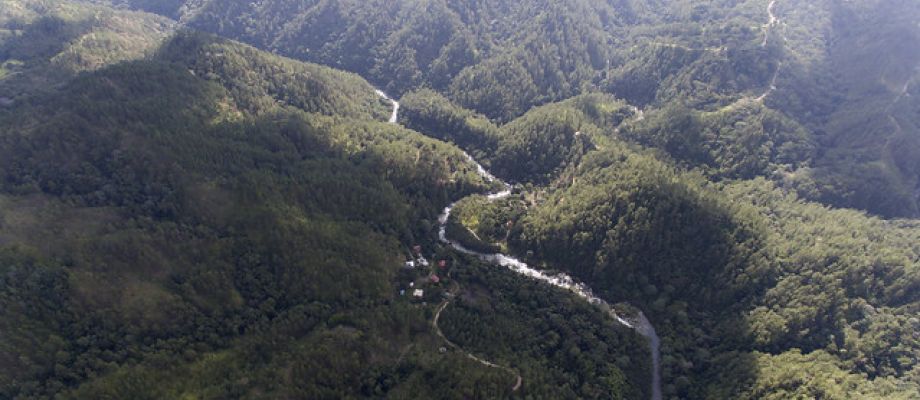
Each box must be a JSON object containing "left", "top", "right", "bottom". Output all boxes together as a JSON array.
[
  {"left": 0, "top": 23, "right": 652, "bottom": 398},
  {"left": 3, "top": 0, "right": 920, "bottom": 398}
]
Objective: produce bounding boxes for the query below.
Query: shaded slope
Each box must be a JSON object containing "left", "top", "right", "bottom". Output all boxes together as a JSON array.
[
  {"left": 0, "top": 27, "right": 657, "bottom": 399},
  {"left": 768, "top": 0, "right": 920, "bottom": 217},
  {"left": 0, "top": 0, "right": 175, "bottom": 101},
  {"left": 0, "top": 32, "right": 495, "bottom": 398}
]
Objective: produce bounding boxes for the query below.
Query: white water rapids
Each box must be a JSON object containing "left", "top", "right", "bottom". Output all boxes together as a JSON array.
[
  {"left": 436, "top": 162, "right": 662, "bottom": 400},
  {"left": 761, "top": 0, "right": 778, "bottom": 48},
  {"left": 756, "top": 0, "right": 783, "bottom": 102},
  {"left": 375, "top": 89, "right": 400, "bottom": 123},
  {"left": 375, "top": 90, "right": 662, "bottom": 399}
]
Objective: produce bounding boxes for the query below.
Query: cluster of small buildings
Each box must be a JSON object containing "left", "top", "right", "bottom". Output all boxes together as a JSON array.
[{"left": 399, "top": 245, "right": 450, "bottom": 299}]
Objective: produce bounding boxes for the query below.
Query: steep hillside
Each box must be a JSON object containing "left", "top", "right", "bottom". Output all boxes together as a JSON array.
[
  {"left": 401, "top": 92, "right": 638, "bottom": 184},
  {"left": 0, "top": 0, "right": 175, "bottom": 101},
  {"left": 171, "top": 0, "right": 776, "bottom": 120},
  {"left": 158, "top": 0, "right": 920, "bottom": 218},
  {"left": 767, "top": 0, "right": 920, "bottom": 217},
  {"left": 0, "top": 26, "right": 651, "bottom": 398},
  {"left": 3, "top": 0, "right": 920, "bottom": 398},
  {"left": 402, "top": 87, "right": 916, "bottom": 397},
  {"left": 453, "top": 144, "right": 919, "bottom": 399},
  {"left": 0, "top": 32, "right": 470, "bottom": 397}
]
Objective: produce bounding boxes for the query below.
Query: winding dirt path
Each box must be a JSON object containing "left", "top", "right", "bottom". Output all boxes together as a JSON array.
[
  {"left": 611, "top": 104, "right": 645, "bottom": 138},
  {"left": 717, "top": 0, "right": 786, "bottom": 112},
  {"left": 432, "top": 287, "right": 524, "bottom": 392},
  {"left": 376, "top": 88, "right": 522, "bottom": 392},
  {"left": 755, "top": 66, "right": 780, "bottom": 102},
  {"left": 645, "top": 42, "right": 724, "bottom": 53},
  {"left": 377, "top": 87, "right": 662, "bottom": 400},
  {"left": 888, "top": 75, "right": 914, "bottom": 111},
  {"left": 436, "top": 166, "right": 662, "bottom": 400}
]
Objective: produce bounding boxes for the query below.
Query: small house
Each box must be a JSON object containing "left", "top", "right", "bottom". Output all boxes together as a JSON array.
[
  {"left": 429, "top": 275, "right": 440, "bottom": 284},
  {"left": 413, "top": 289, "right": 424, "bottom": 298}
]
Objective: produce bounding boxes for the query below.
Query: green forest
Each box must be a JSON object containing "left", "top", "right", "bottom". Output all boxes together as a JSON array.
[{"left": 2, "top": 0, "right": 919, "bottom": 398}]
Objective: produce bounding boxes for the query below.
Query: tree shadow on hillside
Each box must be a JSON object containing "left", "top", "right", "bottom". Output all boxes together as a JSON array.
[
  {"left": 505, "top": 165, "right": 768, "bottom": 398},
  {"left": 0, "top": 16, "right": 93, "bottom": 99},
  {"left": 769, "top": 0, "right": 920, "bottom": 218}
]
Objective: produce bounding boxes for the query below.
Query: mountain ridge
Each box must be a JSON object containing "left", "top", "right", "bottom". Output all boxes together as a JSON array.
[{"left": 1, "top": 0, "right": 918, "bottom": 398}]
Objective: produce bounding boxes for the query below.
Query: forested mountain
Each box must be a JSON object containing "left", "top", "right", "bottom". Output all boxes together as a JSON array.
[
  {"left": 0, "top": 15, "right": 652, "bottom": 398},
  {"left": 0, "top": 0, "right": 175, "bottom": 101},
  {"left": 2, "top": 0, "right": 919, "bottom": 398},
  {"left": 86, "top": 0, "right": 916, "bottom": 218},
  {"left": 768, "top": 0, "right": 920, "bottom": 218},
  {"left": 448, "top": 99, "right": 919, "bottom": 398}
]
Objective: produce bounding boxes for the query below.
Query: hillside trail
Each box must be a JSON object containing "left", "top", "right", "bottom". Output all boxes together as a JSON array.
[
  {"left": 377, "top": 90, "right": 662, "bottom": 400},
  {"left": 375, "top": 90, "right": 662, "bottom": 399},
  {"left": 887, "top": 73, "right": 915, "bottom": 112},
  {"left": 612, "top": 104, "right": 646, "bottom": 138},
  {"left": 378, "top": 89, "right": 523, "bottom": 391},
  {"left": 431, "top": 279, "right": 524, "bottom": 392},
  {"left": 880, "top": 43, "right": 917, "bottom": 160},
  {"left": 436, "top": 177, "right": 662, "bottom": 400},
  {"left": 644, "top": 41, "right": 724, "bottom": 53},
  {"left": 716, "top": 0, "right": 786, "bottom": 113}
]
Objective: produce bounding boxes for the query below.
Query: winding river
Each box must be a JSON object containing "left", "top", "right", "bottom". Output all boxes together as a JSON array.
[
  {"left": 375, "top": 89, "right": 400, "bottom": 123},
  {"left": 376, "top": 90, "right": 662, "bottom": 399},
  {"left": 757, "top": 0, "right": 785, "bottom": 102},
  {"left": 761, "top": 0, "right": 778, "bottom": 47}
]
